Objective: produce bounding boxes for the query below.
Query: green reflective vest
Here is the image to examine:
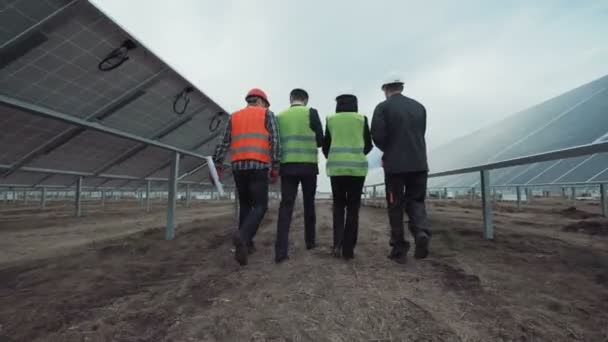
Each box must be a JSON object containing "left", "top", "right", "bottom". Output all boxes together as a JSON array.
[
  {"left": 278, "top": 106, "right": 318, "bottom": 164},
  {"left": 326, "top": 112, "right": 368, "bottom": 177}
]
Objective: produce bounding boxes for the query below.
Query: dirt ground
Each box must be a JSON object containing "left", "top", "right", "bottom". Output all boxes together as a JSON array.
[{"left": 0, "top": 198, "right": 607, "bottom": 341}]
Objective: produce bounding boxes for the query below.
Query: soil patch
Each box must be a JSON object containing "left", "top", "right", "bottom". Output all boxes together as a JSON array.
[
  {"left": 559, "top": 207, "right": 601, "bottom": 220},
  {"left": 563, "top": 219, "right": 608, "bottom": 236}
]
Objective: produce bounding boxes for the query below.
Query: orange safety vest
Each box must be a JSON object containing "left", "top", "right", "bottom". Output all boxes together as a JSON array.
[{"left": 230, "top": 106, "right": 271, "bottom": 163}]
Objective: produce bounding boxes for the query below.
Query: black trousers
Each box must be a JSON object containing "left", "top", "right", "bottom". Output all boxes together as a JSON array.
[
  {"left": 385, "top": 171, "right": 430, "bottom": 251},
  {"left": 233, "top": 169, "right": 269, "bottom": 246},
  {"left": 330, "top": 176, "right": 365, "bottom": 257},
  {"left": 275, "top": 174, "right": 317, "bottom": 258}
]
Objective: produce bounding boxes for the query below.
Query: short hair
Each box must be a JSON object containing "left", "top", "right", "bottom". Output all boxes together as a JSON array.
[
  {"left": 383, "top": 82, "right": 404, "bottom": 92},
  {"left": 246, "top": 96, "right": 269, "bottom": 108},
  {"left": 335, "top": 94, "right": 358, "bottom": 113},
  {"left": 290, "top": 88, "right": 309, "bottom": 101}
]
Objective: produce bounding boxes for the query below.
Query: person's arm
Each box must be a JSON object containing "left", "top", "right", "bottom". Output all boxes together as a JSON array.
[
  {"left": 309, "top": 108, "right": 324, "bottom": 148},
  {"left": 266, "top": 110, "right": 281, "bottom": 169},
  {"left": 371, "top": 103, "right": 387, "bottom": 151},
  {"left": 422, "top": 105, "right": 427, "bottom": 135},
  {"left": 212, "top": 118, "right": 231, "bottom": 166},
  {"left": 363, "top": 116, "right": 373, "bottom": 155},
  {"left": 322, "top": 118, "right": 331, "bottom": 158}
]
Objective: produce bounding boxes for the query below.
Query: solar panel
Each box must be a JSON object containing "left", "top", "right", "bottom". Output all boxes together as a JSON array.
[
  {"left": 26, "top": 130, "right": 137, "bottom": 172},
  {"left": 0, "top": 108, "right": 71, "bottom": 164},
  {"left": 104, "top": 146, "right": 172, "bottom": 178},
  {"left": 557, "top": 153, "right": 608, "bottom": 183},
  {"left": 0, "top": 0, "right": 229, "bottom": 189},
  {"left": 39, "top": 173, "right": 81, "bottom": 186},
  {"left": 0, "top": 170, "right": 49, "bottom": 186}
]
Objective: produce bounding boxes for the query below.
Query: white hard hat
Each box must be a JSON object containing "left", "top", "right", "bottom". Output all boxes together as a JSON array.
[{"left": 381, "top": 76, "right": 404, "bottom": 90}]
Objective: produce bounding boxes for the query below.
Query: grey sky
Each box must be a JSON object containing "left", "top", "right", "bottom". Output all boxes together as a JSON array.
[{"left": 91, "top": 0, "right": 608, "bottom": 186}]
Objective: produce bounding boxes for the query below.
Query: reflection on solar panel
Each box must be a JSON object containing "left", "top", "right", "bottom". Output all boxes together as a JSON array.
[
  {"left": 0, "top": 0, "right": 230, "bottom": 190},
  {"left": 429, "top": 74, "right": 608, "bottom": 188}
]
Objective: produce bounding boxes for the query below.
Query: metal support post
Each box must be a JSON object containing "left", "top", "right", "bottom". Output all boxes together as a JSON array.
[
  {"left": 571, "top": 187, "right": 576, "bottom": 206},
  {"left": 480, "top": 170, "right": 493, "bottom": 240},
  {"left": 186, "top": 184, "right": 191, "bottom": 208},
  {"left": 75, "top": 176, "right": 82, "bottom": 217},
  {"left": 166, "top": 152, "right": 179, "bottom": 240},
  {"left": 562, "top": 187, "right": 567, "bottom": 198},
  {"left": 470, "top": 187, "right": 475, "bottom": 202},
  {"left": 23, "top": 190, "right": 27, "bottom": 205},
  {"left": 101, "top": 190, "right": 105, "bottom": 208},
  {"left": 3, "top": 190, "right": 8, "bottom": 204},
  {"left": 444, "top": 187, "right": 448, "bottom": 200},
  {"left": 600, "top": 183, "right": 607, "bottom": 218},
  {"left": 372, "top": 185, "right": 377, "bottom": 200},
  {"left": 146, "top": 180, "right": 151, "bottom": 212},
  {"left": 525, "top": 188, "right": 531, "bottom": 204},
  {"left": 492, "top": 188, "right": 497, "bottom": 203},
  {"left": 516, "top": 186, "right": 522, "bottom": 210},
  {"left": 40, "top": 187, "right": 47, "bottom": 209}
]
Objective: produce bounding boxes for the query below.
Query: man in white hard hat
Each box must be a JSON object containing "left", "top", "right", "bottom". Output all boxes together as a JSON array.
[{"left": 371, "top": 77, "right": 430, "bottom": 264}]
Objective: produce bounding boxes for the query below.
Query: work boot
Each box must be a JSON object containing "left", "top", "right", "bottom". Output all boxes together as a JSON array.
[
  {"left": 306, "top": 242, "right": 317, "bottom": 250},
  {"left": 388, "top": 242, "right": 410, "bottom": 264},
  {"left": 414, "top": 233, "right": 430, "bottom": 259},
  {"left": 232, "top": 234, "right": 248, "bottom": 266},
  {"left": 275, "top": 255, "right": 289, "bottom": 264}
]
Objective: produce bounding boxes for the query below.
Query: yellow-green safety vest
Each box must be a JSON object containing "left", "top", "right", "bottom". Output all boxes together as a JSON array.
[
  {"left": 278, "top": 106, "right": 318, "bottom": 164},
  {"left": 326, "top": 112, "right": 368, "bottom": 177}
]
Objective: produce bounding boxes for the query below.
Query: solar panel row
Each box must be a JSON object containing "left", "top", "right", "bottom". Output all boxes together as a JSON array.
[{"left": 428, "top": 74, "right": 608, "bottom": 188}]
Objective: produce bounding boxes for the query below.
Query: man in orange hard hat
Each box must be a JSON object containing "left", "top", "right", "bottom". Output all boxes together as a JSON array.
[{"left": 212, "top": 88, "right": 280, "bottom": 266}]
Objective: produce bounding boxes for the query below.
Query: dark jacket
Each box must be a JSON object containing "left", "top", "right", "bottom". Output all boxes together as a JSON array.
[
  {"left": 371, "top": 93, "right": 428, "bottom": 173},
  {"left": 280, "top": 105, "right": 324, "bottom": 176}
]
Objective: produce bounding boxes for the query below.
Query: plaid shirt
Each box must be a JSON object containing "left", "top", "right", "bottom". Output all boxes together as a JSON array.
[{"left": 213, "top": 107, "right": 280, "bottom": 170}]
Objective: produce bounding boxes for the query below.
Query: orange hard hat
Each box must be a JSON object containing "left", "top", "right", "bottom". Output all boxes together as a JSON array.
[{"left": 246, "top": 88, "right": 270, "bottom": 106}]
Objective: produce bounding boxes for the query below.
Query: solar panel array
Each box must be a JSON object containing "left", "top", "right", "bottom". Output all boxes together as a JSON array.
[
  {"left": 0, "top": 0, "right": 229, "bottom": 190},
  {"left": 427, "top": 74, "right": 608, "bottom": 188}
]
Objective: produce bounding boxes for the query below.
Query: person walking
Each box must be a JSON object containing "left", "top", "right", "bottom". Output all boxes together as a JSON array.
[
  {"left": 274, "top": 88, "right": 324, "bottom": 263},
  {"left": 212, "top": 88, "right": 280, "bottom": 266},
  {"left": 323, "top": 93, "right": 373, "bottom": 260},
  {"left": 371, "top": 77, "right": 430, "bottom": 264}
]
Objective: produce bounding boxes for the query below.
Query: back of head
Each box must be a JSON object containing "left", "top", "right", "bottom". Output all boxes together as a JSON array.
[
  {"left": 335, "top": 94, "right": 358, "bottom": 113},
  {"left": 289, "top": 88, "right": 309, "bottom": 105}
]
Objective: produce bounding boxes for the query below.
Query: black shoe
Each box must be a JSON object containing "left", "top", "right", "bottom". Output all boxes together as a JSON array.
[
  {"left": 275, "top": 255, "right": 289, "bottom": 264},
  {"left": 415, "top": 234, "right": 429, "bottom": 259},
  {"left": 233, "top": 235, "right": 248, "bottom": 266},
  {"left": 388, "top": 243, "right": 410, "bottom": 264},
  {"left": 306, "top": 242, "right": 317, "bottom": 250},
  {"left": 332, "top": 246, "right": 342, "bottom": 258},
  {"left": 342, "top": 250, "right": 354, "bottom": 260},
  {"left": 248, "top": 242, "right": 256, "bottom": 255}
]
